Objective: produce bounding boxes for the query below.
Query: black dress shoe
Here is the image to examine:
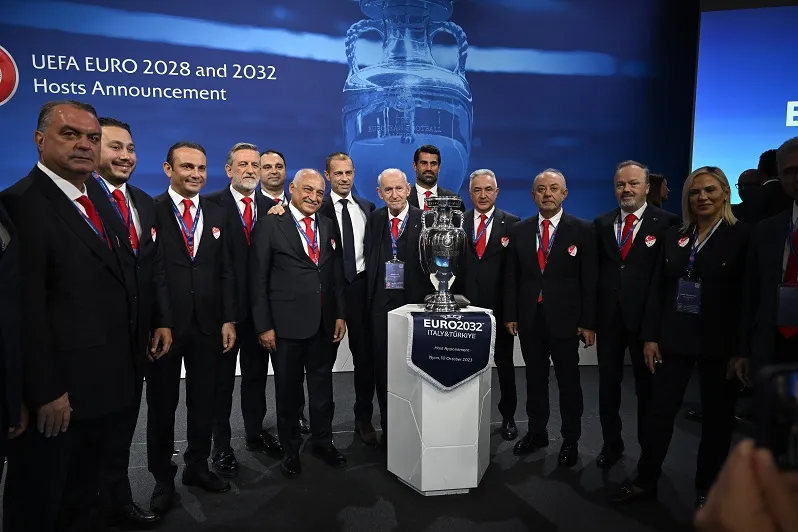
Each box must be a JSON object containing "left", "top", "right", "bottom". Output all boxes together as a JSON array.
[
  {"left": 312, "top": 442, "right": 347, "bottom": 468},
  {"left": 149, "top": 481, "right": 175, "bottom": 517},
  {"left": 611, "top": 482, "right": 658, "bottom": 504},
  {"left": 212, "top": 448, "right": 239, "bottom": 478},
  {"left": 513, "top": 431, "right": 548, "bottom": 455},
  {"left": 245, "top": 431, "right": 283, "bottom": 457},
  {"left": 280, "top": 454, "right": 302, "bottom": 478},
  {"left": 297, "top": 416, "right": 311, "bottom": 435},
  {"left": 181, "top": 467, "right": 231, "bottom": 493},
  {"left": 558, "top": 441, "right": 579, "bottom": 468},
  {"left": 355, "top": 420, "right": 378, "bottom": 446},
  {"left": 109, "top": 501, "right": 161, "bottom": 528},
  {"left": 596, "top": 442, "right": 624, "bottom": 469},
  {"left": 501, "top": 419, "right": 518, "bottom": 441}
]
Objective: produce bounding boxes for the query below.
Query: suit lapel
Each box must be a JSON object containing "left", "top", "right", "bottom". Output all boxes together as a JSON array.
[
  {"left": 547, "top": 214, "right": 572, "bottom": 269},
  {"left": 277, "top": 214, "right": 315, "bottom": 265},
  {"left": 193, "top": 198, "right": 217, "bottom": 263},
  {"left": 130, "top": 187, "right": 153, "bottom": 254},
  {"left": 625, "top": 207, "right": 658, "bottom": 259},
  {"left": 87, "top": 178, "right": 135, "bottom": 258},
  {"left": 482, "top": 210, "right": 505, "bottom": 259},
  {"left": 317, "top": 215, "right": 327, "bottom": 266},
  {"left": 159, "top": 194, "right": 193, "bottom": 262},
  {"left": 223, "top": 190, "right": 250, "bottom": 250}
]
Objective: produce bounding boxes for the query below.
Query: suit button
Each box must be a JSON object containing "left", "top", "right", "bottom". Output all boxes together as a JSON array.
[
  {"left": 620, "top": 265, "right": 625, "bottom": 269},
  {"left": 190, "top": 289, "right": 195, "bottom": 294},
  {"left": 316, "top": 289, "right": 321, "bottom": 294},
  {"left": 192, "top": 265, "right": 197, "bottom": 270}
]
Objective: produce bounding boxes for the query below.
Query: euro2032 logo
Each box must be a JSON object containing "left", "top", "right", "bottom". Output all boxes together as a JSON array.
[{"left": 0, "top": 45, "right": 20, "bottom": 107}]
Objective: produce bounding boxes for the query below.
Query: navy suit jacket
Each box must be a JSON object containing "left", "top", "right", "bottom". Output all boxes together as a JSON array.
[{"left": 0, "top": 200, "right": 21, "bottom": 427}]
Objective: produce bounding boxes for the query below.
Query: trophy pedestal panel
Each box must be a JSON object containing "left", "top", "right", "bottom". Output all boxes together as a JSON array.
[{"left": 387, "top": 304, "right": 492, "bottom": 496}]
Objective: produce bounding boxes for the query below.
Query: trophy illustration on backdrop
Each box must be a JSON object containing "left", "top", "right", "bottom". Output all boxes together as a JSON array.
[
  {"left": 419, "top": 196, "right": 467, "bottom": 312},
  {"left": 342, "top": 0, "right": 473, "bottom": 204}
]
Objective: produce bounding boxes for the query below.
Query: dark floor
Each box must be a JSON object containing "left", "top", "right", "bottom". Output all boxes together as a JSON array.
[{"left": 4, "top": 367, "right": 737, "bottom": 531}]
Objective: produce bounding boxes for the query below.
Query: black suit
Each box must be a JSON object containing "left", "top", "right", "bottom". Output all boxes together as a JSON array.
[
  {"left": 366, "top": 205, "right": 432, "bottom": 432},
  {"left": 2, "top": 165, "right": 137, "bottom": 531},
  {"left": 752, "top": 180, "right": 793, "bottom": 222},
  {"left": 0, "top": 200, "right": 21, "bottom": 482},
  {"left": 147, "top": 192, "right": 236, "bottom": 481},
  {"left": 504, "top": 212, "right": 598, "bottom": 442},
  {"left": 594, "top": 205, "right": 679, "bottom": 448},
  {"left": 454, "top": 208, "right": 520, "bottom": 420},
  {"left": 636, "top": 221, "right": 749, "bottom": 492},
  {"left": 742, "top": 205, "right": 798, "bottom": 370},
  {"left": 205, "top": 187, "right": 276, "bottom": 448},
  {"left": 85, "top": 176, "right": 173, "bottom": 511},
  {"left": 320, "top": 194, "right": 377, "bottom": 423},
  {"left": 250, "top": 210, "right": 345, "bottom": 456}
]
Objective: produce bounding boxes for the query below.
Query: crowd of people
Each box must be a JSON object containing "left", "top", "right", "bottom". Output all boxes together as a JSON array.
[{"left": 0, "top": 99, "right": 796, "bottom": 531}]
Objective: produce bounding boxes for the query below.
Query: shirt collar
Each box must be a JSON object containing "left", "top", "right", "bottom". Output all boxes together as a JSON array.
[
  {"left": 168, "top": 186, "right": 198, "bottom": 208},
  {"left": 539, "top": 208, "right": 563, "bottom": 228},
  {"left": 792, "top": 202, "right": 798, "bottom": 226},
  {"left": 96, "top": 173, "right": 127, "bottom": 197},
  {"left": 389, "top": 202, "right": 410, "bottom": 222},
  {"left": 261, "top": 188, "right": 285, "bottom": 202},
  {"left": 230, "top": 184, "right": 256, "bottom": 204},
  {"left": 474, "top": 207, "right": 495, "bottom": 221},
  {"left": 418, "top": 184, "right": 438, "bottom": 196},
  {"left": 289, "top": 202, "right": 315, "bottom": 223},
  {"left": 620, "top": 202, "right": 647, "bottom": 223},
  {"left": 37, "top": 161, "right": 85, "bottom": 201},
  {"left": 330, "top": 190, "right": 354, "bottom": 204}
]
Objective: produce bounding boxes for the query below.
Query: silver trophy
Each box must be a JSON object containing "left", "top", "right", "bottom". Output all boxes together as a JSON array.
[{"left": 419, "top": 196, "right": 467, "bottom": 312}]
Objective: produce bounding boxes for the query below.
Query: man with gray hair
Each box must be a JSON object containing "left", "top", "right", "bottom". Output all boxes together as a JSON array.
[
  {"left": 453, "top": 169, "right": 521, "bottom": 440},
  {"left": 206, "top": 143, "right": 283, "bottom": 480}
]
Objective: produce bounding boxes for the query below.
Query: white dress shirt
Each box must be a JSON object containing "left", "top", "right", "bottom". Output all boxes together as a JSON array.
[
  {"left": 389, "top": 201, "right": 410, "bottom": 232},
  {"left": 473, "top": 206, "right": 496, "bottom": 245},
  {"left": 38, "top": 161, "right": 89, "bottom": 216},
  {"left": 168, "top": 187, "right": 203, "bottom": 257},
  {"left": 536, "top": 208, "right": 563, "bottom": 251},
  {"left": 98, "top": 175, "right": 142, "bottom": 238},
  {"left": 289, "top": 203, "right": 318, "bottom": 260},
  {"left": 230, "top": 185, "right": 258, "bottom": 227},
  {"left": 416, "top": 184, "right": 438, "bottom": 209},
  {"left": 784, "top": 202, "right": 798, "bottom": 280},
  {"left": 261, "top": 188, "right": 286, "bottom": 205},
  {"left": 617, "top": 202, "right": 647, "bottom": 244},
  {"left": 330, "top": 190, "right": 367, "bottom": 273}
]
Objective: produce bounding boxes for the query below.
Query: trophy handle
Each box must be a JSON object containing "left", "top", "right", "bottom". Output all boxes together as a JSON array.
[
  {"left": 345, "top": 19, "right": 385, "bottom": 76},
  {"left": 429, "top": 21, "right": 468, "bottom": 76},
  {"left": 452, "top": 209, "right": 464, "bottom": 229}
]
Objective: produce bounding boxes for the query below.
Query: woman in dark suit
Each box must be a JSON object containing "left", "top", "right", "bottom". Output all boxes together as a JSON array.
[{"left": 612, "top": 166, "right": 749, "bottom": 508}]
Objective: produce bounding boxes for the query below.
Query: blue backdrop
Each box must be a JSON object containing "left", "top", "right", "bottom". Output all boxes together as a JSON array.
[
  {"left": 0, "top": 0, "right": 696, "bottom": 220},
  {"left": 692, "top": 6, "right": 798, "bottom": 203}
]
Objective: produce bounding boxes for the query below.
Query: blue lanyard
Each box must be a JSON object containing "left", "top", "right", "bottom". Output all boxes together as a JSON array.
[
  {"left": 74, "top": 201, "right": 107, "bottom": 243},
  {"left": 616, "top": 213, "right": 640, "bottom": 250},
  {"left": 686, "top": 219, "right": 722, "bottom": 275},
  {"left": 473, "top": 212, "right": 494, "bottom": 244},
  {"left": 537, "top": 219, "right": 558, "bottom": 269},
  {"left": 96, "top": 175, "right": 135, "bottom": 251},
  {"left": 388, "top": 214, "right": 409, "bottom": 258},
  {"left": 292, "top": 214, "right": 318, "bottom": 259},
  {"left": 170, "top": 199, "right": 201, "bottom": 257}
]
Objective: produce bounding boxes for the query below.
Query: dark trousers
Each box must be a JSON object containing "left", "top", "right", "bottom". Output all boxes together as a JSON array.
[
  {"left": 98, "top": 379, "right": 143, "bottom": 509},
  {"left": 371, "top": 301, "right": 403, "bottom": 433},
  {"left": 518, "top": 303, "right": 583, "bottom": 442},
  {"left": 4, "top": 413, "right": 123, "bottom": 532},
  {"left": 342, "top": 274, "right": 374, "bottom": 423},
  {"left": 774, "top": 333, "right": 798, "bottom": 364},
  {"left": 635, "top": 352, "right": 737, "bottom": 491},
  {"left": 597, "top": 306, "right": 651, "bottom": 448},
  {"left": 494, "top": 326, "right": 518, "bottom": 420},
  {"left": 146, "top": 319, "right": 220, "bottom": 481},
  {"left": 272, "top": 324, "right": 335, "bottom": 456}
]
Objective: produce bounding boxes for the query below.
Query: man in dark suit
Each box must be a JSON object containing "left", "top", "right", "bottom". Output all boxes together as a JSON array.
[
  {"left": 86, "top": 117, "right": 173, "bottom": 528},
  {"left": 0, "top": 199, "right": 25, "bottom": 482},
  {"left": 504, "top": 169, "right": 598, "bottom": 467},
  {"left": 250, "top": 169, "right": 347, "bottom": 478},
  {"left": 147, "top": 141, "right": 237, "bottom": 516},
  {"left": 731, "top": 168, "right": 760, "bottom": 223},
  {"left": 593, "top": 160, "right": 680, "bottom": 469},
  {"left": 453, "top": 169, "right": 520, "bottom": 440},
  {"left": 1, "top": 100, "right": 138, "bottom": 531},
  {"left": 739, "top": 137, "right": 798, "bottom": 381},
  {"left": 366, "top": 168, "right": 433, "bottom": 449},
  {"left": 752, "top": 149, "right": 794, "bottom": 222},
  {"left": 407, "top": 145, "right": 461, "bottom": 210},
  {"left": 206, "top": 143, "right": 283, "bottom": 480},
  {"left": 321, "top": 152, "right": 378, "bottom": 444}
]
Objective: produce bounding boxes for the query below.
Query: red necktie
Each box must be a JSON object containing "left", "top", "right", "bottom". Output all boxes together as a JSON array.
[
  {"left": 273, "top": 196, "right": 281, "bottom": 204},
  {"left": 423, "top": 190, "right": 432, "bottom": 210},
  {"left": 620, "top": 213, "right": 637, "bottom": 260},
  {"left": 111, "top": 189, "right": 139, "bottom": 251},
  {"left": 779, "top": 228, "right": 798, "bottom": 338},
  {"left": 537, "top": 219, "right": 551, "bottom": 302},
  {"left": 182, "top": 199, "right": 195, "bottom": 256},
  {"left": 75, "top": 195, "right": 110, "bottom": 248},
  {"left": 391, "top": 217, "right": 400, "bottom": 241},
  {"left": 303, "top": 217, "right": 318, "bottom": 264},
  {"left": 241, "top": 196, "right": 253, "bottom": 245},
  {"left": 475, "top": 213, "right": 487, "bottom": 259}
]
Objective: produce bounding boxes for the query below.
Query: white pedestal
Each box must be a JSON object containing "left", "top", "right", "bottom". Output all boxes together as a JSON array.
[{"left": 387, "top": 304, "right": 492, "bottom": 496}]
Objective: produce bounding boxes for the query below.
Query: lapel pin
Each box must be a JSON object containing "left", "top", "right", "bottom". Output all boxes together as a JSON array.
[
  {"left": 212, "top": 226, "right": 221, "bottom": 239},
  {"left": 568, "top": 245, "right": 577, "bottom": 256}
]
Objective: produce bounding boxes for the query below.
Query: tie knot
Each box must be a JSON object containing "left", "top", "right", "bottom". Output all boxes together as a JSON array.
[
  {"left": 625, "top": 213, "right": 637, "bottom": 224},
  {"left": 424, "top": 190, "right": 432, "bottom": 197},
  {"left": 76, "top": 195, "right": 92, "bottom": 209},
  {"left": 182, "top": 199, "right": 193, "bottom": 210},
  {"left": 273, "top": 196, "right": 281, "bottom": 203},
  {"left": 542, "top": 219, "right": 551, "bottom": 229},
  {"left": 303, "top": 216, "right": 313, "bottom": 230},
  {"left": 480, "top": 213, "right": 487, "bottom": 222},
  {"left": 241, "top": 196, "right": 252, "bottom": 205},
  {"left": 111, "top": 189, "right": 125, "bottom": 202},
  {"left": 340, "top": 198, "right": 349, "bottom": 206},
  {"left": 391, "top": 217, "right": 401, "bottom": 229}
]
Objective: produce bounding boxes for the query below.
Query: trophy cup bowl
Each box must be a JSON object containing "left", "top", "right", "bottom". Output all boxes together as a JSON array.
[{"left": 419, "top": 196, "right": 467, "bottom": 312}]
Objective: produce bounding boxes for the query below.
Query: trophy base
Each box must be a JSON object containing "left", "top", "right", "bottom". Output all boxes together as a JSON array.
[{"left": 424, "top": 292, "right": 460, "bottom": 313}]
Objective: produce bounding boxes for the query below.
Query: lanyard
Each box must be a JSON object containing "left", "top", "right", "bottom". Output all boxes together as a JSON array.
[
  {"left": 616, "top": 213, "right": 640, "bottom": 250},
  {"left": 238, "top": 197, "right": 257, "bottom": 230},
  {"left": 170, "top": 199, "right": 201, "bottom": 257},
  {"left": 686, "top": 219, "right": 722, "bottom": 275},
  {"left": 473, "top": 212, "right": 494, "bottom": 244},
  {"left": 292, "top": 214, "right": 318, "bottom": 256},
  {"left": 74, "top": 201, "right": 107, "bottom": 243},
  {"left": 537, "top": 219, "right": 558, "bottom": 269},
  {"left": 388, "top": 214, "right": 409, "bottom": 258},
  {"left": 96, "top": 176, "right": 135, "bottom": 250}
]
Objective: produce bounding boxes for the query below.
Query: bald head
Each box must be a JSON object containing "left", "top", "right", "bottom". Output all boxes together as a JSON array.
[
  {"left": 534, "top": 168, "right": 567, "bottom": 189},
  {"left": 377, "top": 168, "right": 411, "bottom": 215},
  {"left": 289, "top": 168, "right": 325, "bottom": 216},
  {"left": 532, "top": 168, "right": 568, "bottom": 218}
]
